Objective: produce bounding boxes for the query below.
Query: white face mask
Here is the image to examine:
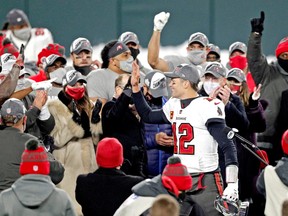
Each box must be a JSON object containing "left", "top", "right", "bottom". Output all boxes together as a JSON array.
[
  {"left": 187, "top": 50, "right": 206, "bottom": 65},
  {"left": 119, "top": 56, "right": 133, "bottom": 73},
  {"left": 203, "top": 81, "right": 220, "bottom": 95},
  {"left": 13, "top": 27, "right": 31, "bottom": 41},
  {"left": 49, "top": 68, "right": 66, "bottom": 84}
]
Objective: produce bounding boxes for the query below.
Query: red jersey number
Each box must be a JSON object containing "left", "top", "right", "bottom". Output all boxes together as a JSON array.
[{"left": 172, "top": 122, "right": 195, "bottom": 155}]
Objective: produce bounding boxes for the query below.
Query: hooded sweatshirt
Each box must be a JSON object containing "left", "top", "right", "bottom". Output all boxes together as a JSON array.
[
  {"left": 0, "top": 174, "right": 76, "bottom": 216},
  {"left": 114, "top": 175, "right": 170, "bottom": 216}
]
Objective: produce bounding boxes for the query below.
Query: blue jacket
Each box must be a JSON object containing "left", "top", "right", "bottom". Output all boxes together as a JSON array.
[{"left": 143, "top": 97, "right": 173, "bottom": 177}]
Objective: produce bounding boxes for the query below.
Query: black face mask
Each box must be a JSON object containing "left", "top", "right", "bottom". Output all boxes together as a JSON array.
[
  {"left": 129, "top": 47, "right": 140, "bottom": 60},
  {"left": 74, "top": 65, "right": 92, "bottom": 76},
  {"left": 278, "top": 57, "right": 288, "bottom": 72}
]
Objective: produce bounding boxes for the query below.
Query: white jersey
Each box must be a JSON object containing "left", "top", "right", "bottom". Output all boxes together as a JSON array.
[
  {"left": 5, "top": 28, "right": 53, "bottom": 63},
  {"left": 162, "top": 96, "right": 225, "bottom": 173}
]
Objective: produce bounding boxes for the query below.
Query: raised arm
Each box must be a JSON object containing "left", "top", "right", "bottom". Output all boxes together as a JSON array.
[{"left": 147, "top": 12, "right": 170, "bottom": 72}]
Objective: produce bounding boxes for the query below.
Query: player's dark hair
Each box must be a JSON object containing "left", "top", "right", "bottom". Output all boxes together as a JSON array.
[
  {"left": 101, "top": 40, "right": 118, "bottom": 69},
  {"left": 190, "top": 81, "right": 199, "bottom": 92}
]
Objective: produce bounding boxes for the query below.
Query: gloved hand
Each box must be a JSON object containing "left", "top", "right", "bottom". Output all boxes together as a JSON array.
[
  {"left": 223, "top": 181, "right": 239, "bottom": 202},
  {"left": 250, "top": 11, "right": 265, "bottom": 34},
  {"left": 72, "top": 100, "right": 81, "bottom": 125},
  {"left": 31, "top": 80, "right": 52, "bottom": 91},
  {"left": 91, "top": 99, "right": 102, "bottom": 124},
  {"left": 153, "top": 12, "right": 170, "bottom": 32}
]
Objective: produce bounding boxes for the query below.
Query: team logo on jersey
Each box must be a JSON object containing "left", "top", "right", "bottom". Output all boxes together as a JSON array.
[
  {"left": 170, "top": 111, "right": 174, "bottom": 120},
  {"left": 217, "top": 107, "right": 223, "bottom": 116},
  {"left": 214, "top": 102, "right": 220, "bottom": 105}
]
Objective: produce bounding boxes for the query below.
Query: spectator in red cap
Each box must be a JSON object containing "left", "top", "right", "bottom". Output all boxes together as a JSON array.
[
  {"left": 0, "top": 139, "right": 76, "bottom": 216},
  {"left": 75, "top": 137, "right": 143, "bottom": 216},
  {"left": 256, "top": 130, "right": 288, "bottom": 216},
  {"left": 114, "top": 156, "right": 205, "bottom": 216},
  {"left": 248, "top": 11, "right": 288, "bottom": 165},
  {"left": 0, "top": 38, "right": 19, "bottom": 58},
  {"left": 30, "top": 43, "right": 66, "bottom": 85}
]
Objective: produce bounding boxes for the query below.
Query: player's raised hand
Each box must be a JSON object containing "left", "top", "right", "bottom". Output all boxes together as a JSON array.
[
  {"left": 153, "top": 11, "right": 170, "bottom": 32},
  {"left": 131, "top": 61, "right": 140, "bottom": 92},
  {"left": 250, "top": 11, "right": 265, "bottom": 34}
]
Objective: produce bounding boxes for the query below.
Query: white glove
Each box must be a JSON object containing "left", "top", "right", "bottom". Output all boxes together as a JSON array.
[
  {"left": 31, "top": 80, "right": 52, "bottom": 91},
  {"left": 153, "top": 12, "right": 170, "bottom": 32},
  {"left": 38, "top": 102, "right": 51, "bottom": 121},
  {"left": 252, "top": 84, "right": 262, "bottom": 101},
  {"left": 223, "top": 181, "right": 239, "bottom": 202}
]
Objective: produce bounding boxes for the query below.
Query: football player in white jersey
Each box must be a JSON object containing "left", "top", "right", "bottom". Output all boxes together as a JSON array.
[
  {"left": 131, "top": 62, "right": 239, "bottom": 216},
  {"left": 5, "top": 9, "right": 53, "bottom": 65}
]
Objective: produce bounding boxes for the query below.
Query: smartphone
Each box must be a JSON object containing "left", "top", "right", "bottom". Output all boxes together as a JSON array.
[{"left": 19, "top": 44, "right": 25, "bottom": 61}]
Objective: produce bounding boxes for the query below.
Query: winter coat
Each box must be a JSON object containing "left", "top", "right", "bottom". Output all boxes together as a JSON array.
[
  {"left": 76, "top": 168, "right": 143, "bottom": 216},
  {"left": 247, "top": 32, "right": 288, "bottom": 151},
  {"left": 48, "top": 95, "right": 102, "bottom": 216},
  {"left": 143, "top": 97, "right": 173, "bottom": 177},
  {"left": 256, "top": 157, "right": 288, "bottom": 216},
  {"left": 0, "top": 174, "right": 76, "bottom": 216},
  {"left": 22, "top": 94, "right": 55, "bottom": 141},
  {"left": 114, "top": 175, "right": 205, "bottom": 216},
  {"left": 101, "top": 93, "right": 146, "bottom": 176},
  {"left": 0, "top": 126, "right": 64, "bottom": 192}
]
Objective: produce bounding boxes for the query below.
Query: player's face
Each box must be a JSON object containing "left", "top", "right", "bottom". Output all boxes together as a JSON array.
[
  {"left": 230, "top": 50, "right": 245, "bottom": 58},
  {"left": 71, "top": 50, "right": 92, "bottom": 67},
  {"left": 169, "top": 78, "right": 185, "bottom": 98}
]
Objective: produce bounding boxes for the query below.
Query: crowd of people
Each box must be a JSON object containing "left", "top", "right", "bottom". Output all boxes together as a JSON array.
[{"left": 0, "top": 8, "right": 288, "bottom": 216}]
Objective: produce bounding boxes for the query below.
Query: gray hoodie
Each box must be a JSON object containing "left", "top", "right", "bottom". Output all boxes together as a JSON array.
[
  {"left": 256, "top": 157, "right": 288, "bottom": 196},
  {"left": 0, "top": 174, "right": 76, "bottom": 216}
]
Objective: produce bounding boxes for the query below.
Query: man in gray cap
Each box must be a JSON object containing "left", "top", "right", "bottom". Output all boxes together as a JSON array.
[
  {"left": 207, "top": 43, "right": 221, "bottom": 62},
  {"left": 69, "top": 37, "right": 101, "bottom": 76},
  {"left": 0, "top": 98, "right": 64, "bottom": 192},
  {"left": 4, "top": 9, "right": 53, "bottom": 65},
  {"left": 130, "top": 62, "right": 239, "bottom": 216},
  {"left": 147, "top": 12, "right": 210, "bottom": 73},
  {"left": 119, "top": 31, "right": 151, "bottom": 75}
]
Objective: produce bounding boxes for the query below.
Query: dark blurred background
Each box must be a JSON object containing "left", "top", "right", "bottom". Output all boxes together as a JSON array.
[{"left": 1, "top": 0, "right": 287, "bottom": 56}]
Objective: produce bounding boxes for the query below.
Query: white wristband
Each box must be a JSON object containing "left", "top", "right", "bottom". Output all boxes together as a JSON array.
[
  {"left": 38, "top": 103, "right": 50, "bottom": 121},
  {"left": 225, "top": 165, "right": 238, "bottom": 183}
]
